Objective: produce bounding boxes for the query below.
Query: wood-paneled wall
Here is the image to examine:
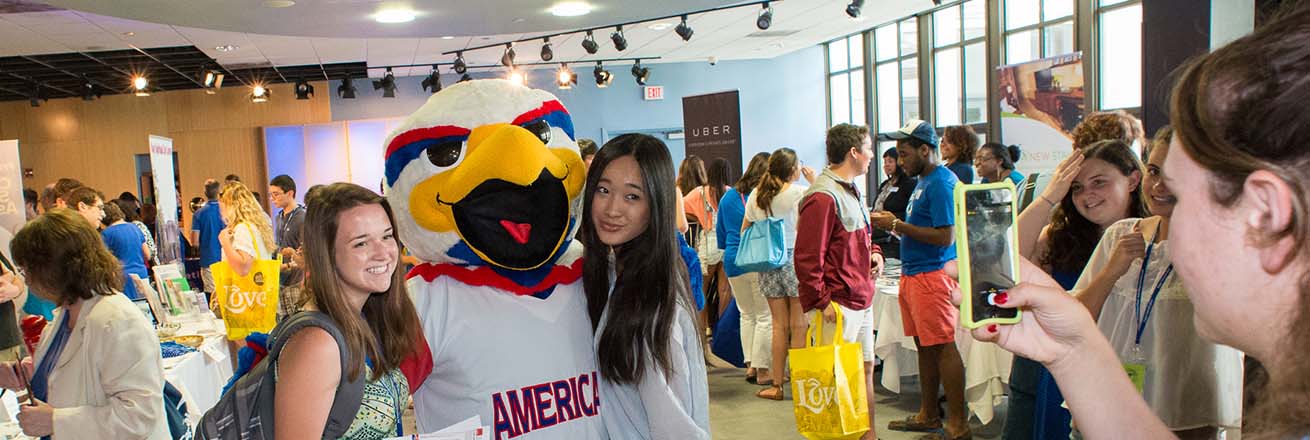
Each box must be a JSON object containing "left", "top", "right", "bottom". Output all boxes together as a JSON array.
[{"left": 0, "top": 81, "right": 331, "bottom": 227}]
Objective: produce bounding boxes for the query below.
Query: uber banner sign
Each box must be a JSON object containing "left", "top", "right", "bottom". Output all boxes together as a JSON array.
[{"left": 682, "top": 90, "right": 742, "bottom": 181}]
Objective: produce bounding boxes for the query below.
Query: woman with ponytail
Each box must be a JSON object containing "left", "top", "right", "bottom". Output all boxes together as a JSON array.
[{"left": 742, "top": 148, "right": 811, "bottom": 400}]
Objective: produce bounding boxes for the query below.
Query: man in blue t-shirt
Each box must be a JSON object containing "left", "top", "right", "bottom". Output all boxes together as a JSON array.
[
  {"left": 189, "top": 179, "right": 226, "bottom": 298},
  {"left": 870, "top": 119, "right": 969, "bottom": 440}
]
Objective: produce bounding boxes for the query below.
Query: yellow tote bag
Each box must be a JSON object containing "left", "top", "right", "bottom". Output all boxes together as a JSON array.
[
  {"left": 789, "top": 307, "right": 870, "bottom": 440},
  {"left": 211, "top": 223, "right": 281, "bottom": 341}
]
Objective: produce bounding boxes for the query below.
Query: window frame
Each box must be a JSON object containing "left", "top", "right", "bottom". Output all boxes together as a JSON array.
[
  {"left": 932, "top": 0, "right": 988, "bottom": 128},
  {"left": 825, "top": 34, "right": 868, "bottom": 127},
  {"left": 1002, "top": 0, "right": 1077, "bottom": 65},
  {"left": 1094, "top": 0, "right": 1143, "bottom": 111}
]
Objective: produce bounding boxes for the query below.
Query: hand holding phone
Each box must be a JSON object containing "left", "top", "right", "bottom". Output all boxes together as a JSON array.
[{"left": 955, "top": 181, "right": 1022, "bottom": 329}]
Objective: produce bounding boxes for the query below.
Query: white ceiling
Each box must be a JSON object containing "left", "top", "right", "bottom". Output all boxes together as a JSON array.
[{"left": 0, "top": 0, "right": 934, "bottom": 77}]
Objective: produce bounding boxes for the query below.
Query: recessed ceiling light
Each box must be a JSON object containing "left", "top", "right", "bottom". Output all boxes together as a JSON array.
[
  {"left": 648, "top": 22, "right": 673, "bottom": 31},
  {"left": 375, "top": 8, "right": 416, "bottom": 24},
  {"left": 122, "top": 31, "right": 135, "bottom": 37},
  {"left": 549, "top": 2, "right": 592, "bottom": 17},
  {"left": 441, "top": 36, "right": 455, "bottom": 40},
  {"left": 513, "top": 18, "right": 527, "bottom": 23},
  {"left": 262, "top": 0, "right": 295, "bottom": 7},
  {"left": 215, "top": 45, "right": 238, "bottom": 52}
]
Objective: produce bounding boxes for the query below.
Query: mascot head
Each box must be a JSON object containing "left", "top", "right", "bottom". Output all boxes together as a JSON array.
[{"left": 384, "top": 79, "right": 585, "bottom": 271}]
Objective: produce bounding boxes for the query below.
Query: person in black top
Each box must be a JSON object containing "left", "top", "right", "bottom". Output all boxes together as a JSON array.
[{"left": 871, "top": 147, "right": 917, "bottom": 260}]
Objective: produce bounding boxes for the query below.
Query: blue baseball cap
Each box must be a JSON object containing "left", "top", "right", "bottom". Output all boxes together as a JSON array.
[{"left": 878, "top": 119, "right": 939, "bottom": 148}]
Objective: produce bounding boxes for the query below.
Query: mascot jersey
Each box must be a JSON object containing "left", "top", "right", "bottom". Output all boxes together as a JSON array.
[{"left": 384, "top": 80, "right": 605, "bottom": 440}]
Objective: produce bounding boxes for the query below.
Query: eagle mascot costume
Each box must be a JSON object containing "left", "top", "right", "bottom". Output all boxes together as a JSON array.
[{"left": 385, "top": 79, "right": 605, "bottom": 439}]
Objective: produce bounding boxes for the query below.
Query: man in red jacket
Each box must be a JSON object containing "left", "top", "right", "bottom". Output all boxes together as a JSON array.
[{"left": 795, "top": 123, "right": 883, "bottom": 440}]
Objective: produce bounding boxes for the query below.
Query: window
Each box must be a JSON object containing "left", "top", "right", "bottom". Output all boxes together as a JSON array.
[
  {"left": 827, "top": 35, "right": 865, "bottom": 126},
  {"left": 1098, "top": 0, "right": 1142, "bottom": 110},
  {"left": 872, "top": 17, "right": 918, "bottom": 135},
  {"left": 1003, "top": 0, "right": 1076, "bottom": 64},
  {"left": 933, "top": 0, "right": 988, "bottom": 127}
]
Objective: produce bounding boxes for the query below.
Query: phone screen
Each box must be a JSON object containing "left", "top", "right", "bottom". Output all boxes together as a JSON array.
[{"left": 964, "top": 187, "right": 1019, "bottom": 323}]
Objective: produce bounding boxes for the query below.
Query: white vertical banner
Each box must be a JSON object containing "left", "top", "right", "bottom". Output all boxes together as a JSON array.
[
  {"left": 0, "top": 140, "right": 23, "bottom": 259},
  {"left": 149, "top": 135, "right": 181, "bottom": 264}
]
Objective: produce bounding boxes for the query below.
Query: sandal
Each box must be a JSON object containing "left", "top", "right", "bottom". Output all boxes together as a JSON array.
[
  {"left": 745, "top": 370, "right": 758, "bottom": 384},
  {"left": 887, "top": 415, "right": 942, "bottom": 433},
  {"left": 755, "top": 385, "right": 784, "bottom": 401}
]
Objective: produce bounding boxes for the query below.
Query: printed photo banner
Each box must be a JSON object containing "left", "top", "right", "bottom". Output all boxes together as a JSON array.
[
  {"left": 997, "top": 52, "right": 1086, "bottom": 175},
  {"left": 0, "top": 140, "right": 23, "bottom": 260},
  {"left": 149, "top": 135, "right": 181, "bottom": 264}
]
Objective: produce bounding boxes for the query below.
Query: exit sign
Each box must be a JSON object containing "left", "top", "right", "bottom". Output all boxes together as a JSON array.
[{"left": 643, "top": 86, "right": 664, "bottom": 101}]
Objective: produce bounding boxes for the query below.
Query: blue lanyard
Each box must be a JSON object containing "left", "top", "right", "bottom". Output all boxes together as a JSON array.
[{"left": 1134, "top": 221, "right": 1173, "bottom": 346}]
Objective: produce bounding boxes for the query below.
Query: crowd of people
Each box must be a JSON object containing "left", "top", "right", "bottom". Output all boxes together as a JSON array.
[{"left": 0, "top": 6, "right": 1304, "bottom": 440}]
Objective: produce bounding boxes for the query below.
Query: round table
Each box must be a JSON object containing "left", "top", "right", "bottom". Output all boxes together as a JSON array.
[
  {"left": 162, "top": 315, "right": 233, "bottom": 423},
  {"left": 870, "top": 275, "right": 1013, "bottom": 425}
]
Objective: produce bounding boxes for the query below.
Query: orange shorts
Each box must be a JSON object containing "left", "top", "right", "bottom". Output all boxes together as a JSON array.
[{"left": 898, "top": 269, "right": 959, "bottom": 347}]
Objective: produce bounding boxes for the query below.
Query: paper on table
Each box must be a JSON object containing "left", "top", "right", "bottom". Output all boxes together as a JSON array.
[{"left": 384, "top": 415, "right": 489, "bottom": 440}]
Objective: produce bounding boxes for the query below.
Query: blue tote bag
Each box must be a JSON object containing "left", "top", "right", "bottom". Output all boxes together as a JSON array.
[{"left": 734, "top": 217, "right": 787, "bottom": 273}]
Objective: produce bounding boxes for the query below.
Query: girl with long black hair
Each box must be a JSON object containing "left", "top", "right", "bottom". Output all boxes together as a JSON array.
[{"left": 581, "top": 134, "right": 710, "bottom": 439}]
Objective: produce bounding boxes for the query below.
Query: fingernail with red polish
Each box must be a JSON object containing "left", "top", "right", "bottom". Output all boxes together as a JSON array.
[
  {"left": 995, "top": 293, "right": 1009, "bottom": 305},
  {"left": 987, "top": 324, "right": 998, "bottom": 333}
]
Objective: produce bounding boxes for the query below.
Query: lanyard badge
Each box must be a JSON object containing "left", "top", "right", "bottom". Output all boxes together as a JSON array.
[{"left": 1124, "top": 220, "right": 1172, "bottom": 394}]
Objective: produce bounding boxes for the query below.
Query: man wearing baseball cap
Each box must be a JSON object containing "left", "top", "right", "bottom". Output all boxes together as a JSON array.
[{"left": 870, "top": 119, "right": 970, "bottom": 440}]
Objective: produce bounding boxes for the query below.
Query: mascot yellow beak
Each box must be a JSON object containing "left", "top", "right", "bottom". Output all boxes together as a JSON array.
[{"left": 408, "top": 123, "right": 585, "bottom": 270}]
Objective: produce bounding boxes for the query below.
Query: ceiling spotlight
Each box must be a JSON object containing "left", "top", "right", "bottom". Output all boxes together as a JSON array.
[
  {"left": 453, "top": 52, "right": 467, "bottom": 74},
  {"left": 630, "top": 60, "right": 650, "bottom": 85},
  {"left": 757, "top": 2, "right": 773, "bottom": 30},
  {"left": 611, "top": 25, "right": 627, "bottom": 51},
  {"left": 373, "top": 67, "right": 397, "bottom": 98},
  {"left": 846, "top": 0, "right": 864, "bottom": 18},
  {"left": 556, "top": 64, "right": 576, "bottom": 89},
  {"left": 501, "top": 43, "right": 516, "bottom": 67},
  {"left": 593, "top": 62, "right": 612, "bottom": 88},
  {"left": 374, "top": 8, "right": 416, "bottom": 24},
  {"left": 81, "top": 78, "right": 99, "bottom": 101},
  {"left": 203, "top": 70, "right": 216, "bottom": 87},
  {"left": 459, "top": 73, "right": 473, "bottom": 82},
  {"left": 422, "top": 67, "right": 442, "bottom": 93},
  {"left": 507, "top": 70, "right": 526, "bottom": 86},
  {"left": 549, "top": 1, "right": 592, "bottom": 17},
  {"left": 252, "top": 84, "right": 270, "bottom": 103},
  {"left": 338, "top": 75, "right": 357, "bottom": 99},
  {"left": 30, "top": 84, "right": 45, "bottom": 107},
  {"left": 294, "top": 79, "right": 314, "bottom": 99},
  {"left": 133, "top": 75, "right": 149, "bottom": 96},
  {"left": 581, "top": 30, "right": 599, "bottom": 54},
  {"left": 540, "top": 37, "right": 554, "bottom": 62},
  {"left": 675, "top": 15, "right": 694, "bottom": 41}
]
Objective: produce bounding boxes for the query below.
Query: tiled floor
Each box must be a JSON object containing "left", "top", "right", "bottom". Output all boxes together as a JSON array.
[
  {"left": 707, "top": 362, "right": 1006, "bottom": 440},
  {"left": 401, "top": 358, "right": 1010, "bottom": 439}
]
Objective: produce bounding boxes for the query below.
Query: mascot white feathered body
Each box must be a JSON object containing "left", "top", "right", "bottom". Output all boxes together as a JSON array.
[{"left": 384, "top": 80, "right": 604, "bottom": 439}]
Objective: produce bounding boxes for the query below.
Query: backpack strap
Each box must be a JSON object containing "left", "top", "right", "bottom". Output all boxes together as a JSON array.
[{"left": 266, "top": 311, "right": 366, "bottom": 439}]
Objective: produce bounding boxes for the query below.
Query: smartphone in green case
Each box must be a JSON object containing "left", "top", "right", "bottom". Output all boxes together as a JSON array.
[{"left": 954, "top": 181, "right": 1022, "bottom": 329}]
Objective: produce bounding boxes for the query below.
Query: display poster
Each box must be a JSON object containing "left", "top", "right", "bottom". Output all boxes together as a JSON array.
[
  {"left": 0, "top": 140, "right": 23, "bottom": 262},
  {"left": 149, "top": 135, "right": 181, "bottom": 264},
  {"left": 682, "top": 90, "right": 743, "bottom": 181},
  {"left": 997, "top": 52, "right": 1086, "bottom": 175}
]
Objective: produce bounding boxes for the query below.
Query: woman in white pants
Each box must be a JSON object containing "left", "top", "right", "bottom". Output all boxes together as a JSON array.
[{"left": 717, "top": 152, "right": 773, "bottom": 382}]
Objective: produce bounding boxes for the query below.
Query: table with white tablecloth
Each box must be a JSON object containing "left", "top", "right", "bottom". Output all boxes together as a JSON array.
[
  {"left": 870, "top": 275, "right": 1013, "bottom": 425},
  {"left": 161, "top": 315, "right": 233, "bottom": 421}
]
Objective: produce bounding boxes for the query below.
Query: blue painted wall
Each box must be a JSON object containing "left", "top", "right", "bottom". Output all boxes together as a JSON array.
[{"left": 328, "top": 46, "right": 829, "bottom": 171}]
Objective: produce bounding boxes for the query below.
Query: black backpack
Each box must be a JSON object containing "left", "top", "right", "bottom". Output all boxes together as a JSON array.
[{"left": 196, "top": 311, "right": 364, "bottom": 440}]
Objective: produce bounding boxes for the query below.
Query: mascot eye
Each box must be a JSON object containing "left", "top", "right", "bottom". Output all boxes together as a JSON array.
[
  {"left": 523, "top": 120, "right": 552, "bottom": 144},
  {"left": 426, "top": 140, "right": 464, "bottom": 168}
]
